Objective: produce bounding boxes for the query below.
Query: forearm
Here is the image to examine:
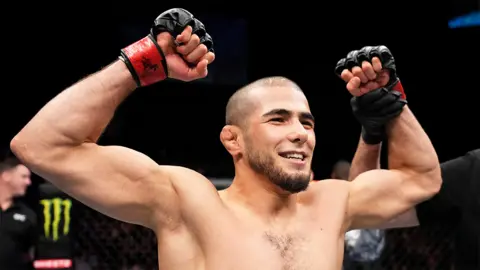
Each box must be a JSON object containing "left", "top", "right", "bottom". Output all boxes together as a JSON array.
[
  {"left": 12, "top": 60, "right": 136, "bottom": 153},
  {"left": 387, "top": 106, "right": 440, "bottom": 175},
  {"left": 349, "top": 137, "right": 382, "bottom": 181}
]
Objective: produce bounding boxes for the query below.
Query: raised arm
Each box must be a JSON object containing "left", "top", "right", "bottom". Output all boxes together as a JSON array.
[
  {"left": 348, "top": 128, "right": 421, "bottom": 228},
  {"left": 335, "top": 46, "right": 441, "bottom": 230},
  {"left": 348, "top": 105, "right": 441, "bottom": 229},
  {"left": 349, "top": 138, "right": 421, "bottom": 229},
  {"left": 10, "top": 9, "right": 215, "bottom": 229}
]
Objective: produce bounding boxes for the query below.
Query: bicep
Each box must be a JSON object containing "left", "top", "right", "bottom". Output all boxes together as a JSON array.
[
  {"left": 347, "top": 169, "right": 430, "bottom": 230},
  {"left": 31, "top": 143, "right": 179, "bottom": 227}
]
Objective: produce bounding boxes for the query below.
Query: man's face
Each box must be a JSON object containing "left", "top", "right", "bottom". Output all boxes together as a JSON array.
[
  {"left": 6, "top": 165, "right": 31, "bottom": 196},
  {"left": 242, "top": 85, "right": 316, "bottom": 193}
]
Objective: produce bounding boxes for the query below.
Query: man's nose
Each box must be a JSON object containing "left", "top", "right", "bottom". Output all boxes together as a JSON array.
[{"left": 286, "top": 121, "right": 308, "bottom": 144}]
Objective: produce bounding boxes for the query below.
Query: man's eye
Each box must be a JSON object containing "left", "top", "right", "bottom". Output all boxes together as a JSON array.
[{"left": 270, "top": 118, "right": 284, "bottom": 122}]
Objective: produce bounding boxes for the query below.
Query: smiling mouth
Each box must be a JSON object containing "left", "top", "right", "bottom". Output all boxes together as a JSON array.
[{"left": 278, "top": 152, "right": 306, "bottom": 161}]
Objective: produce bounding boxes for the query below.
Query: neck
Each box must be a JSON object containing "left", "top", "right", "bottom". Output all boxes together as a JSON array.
[
  {"left": 226, "top": 163, "right": 298, "bottom": 218},
  {"left": 0, "top": 186, "right": 13, "bottom": 210}
]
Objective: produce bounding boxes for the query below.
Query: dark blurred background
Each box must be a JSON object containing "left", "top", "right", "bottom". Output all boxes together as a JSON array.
[{"left": 1, "top": 0, "right": 479, "bottom": 269}]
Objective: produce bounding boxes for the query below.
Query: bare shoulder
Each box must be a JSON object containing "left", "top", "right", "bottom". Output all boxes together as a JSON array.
[
  {"left": 161, "top": 165, "right": 219, "bottom": 198},
  {"left": 302, "top": 180, "right": 351, "bottom": 231},
  {"left": 161, "top": 165, "right": 214, "bottom": 187},
  {"left": 303, "top": 180, "right": 350, "bottom": 202},
  {"left": 308, "top": 179, "right": 350, "bottom": 193},
  {"left": 159, "top": 165, "right": 223, "bottom": 218}
]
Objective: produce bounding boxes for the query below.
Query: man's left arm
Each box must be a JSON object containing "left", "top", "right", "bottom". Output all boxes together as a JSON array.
[
  {"left": 346, "top": 105, "right": 441, "bottom": 230},
  {"left": 347, "top": 136, "right": 422, "bottom": 229},
  {"left": 335, "top": 46, "right": 442, "bottom": 230}
]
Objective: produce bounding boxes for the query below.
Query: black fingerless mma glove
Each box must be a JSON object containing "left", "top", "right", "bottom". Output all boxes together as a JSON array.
[
  {"left": 335, "top": 45, "right": 407, "bottom": 144},
  {"left": 351, "top": 88, "right": 407, "bottom": 144}
]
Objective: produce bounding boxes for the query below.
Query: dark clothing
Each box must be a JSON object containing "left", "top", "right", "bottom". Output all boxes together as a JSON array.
[
  {"left": 0, "top": 200, "right": 37, "bottom": 270},
  {"left": 343, "top": 258, "right": 382, "bottom": 270},
  {"left": 416, "top": 149, "right": 480, "bottom": 270}
]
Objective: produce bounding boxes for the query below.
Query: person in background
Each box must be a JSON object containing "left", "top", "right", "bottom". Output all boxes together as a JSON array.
[
  {"left": 0, "top": 157, "right": 36, "bottom": 270},
  {"left": 374, "top": 149, "right": 480, "bottom": 269}
]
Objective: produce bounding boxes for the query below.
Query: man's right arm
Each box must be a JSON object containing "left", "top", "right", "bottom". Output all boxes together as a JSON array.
[{"left": 10, "top": 61, "right": 201, "bottom": 229}]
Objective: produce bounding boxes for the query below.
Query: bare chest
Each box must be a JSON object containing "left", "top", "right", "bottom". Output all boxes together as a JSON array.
[
  {"left": 157, "top": 211, "right": 344, "bottom": 270},
  {"left": 204, "top": 225, "right": 343, "bottom": 270},
  {"left": 158, "top": 184, "right": 348, "bottom": 270},
  {"left": 201, "top": 208, "right": 345, "bottom": 270},
  {"left": 261, "top": 230, "right": 337, "bottom": 270}
]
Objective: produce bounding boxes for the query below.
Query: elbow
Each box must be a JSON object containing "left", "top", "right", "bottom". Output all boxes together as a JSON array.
[
  {"left": 413, "top": 153, "right": 442, "bottom": 197},
  {"left": 420, "top": 165, "right": 442, "bottom": 198},
  {"left": 10, "top": 133, "right": 58, "bottom": 168},
  {"left": 427, "top": 156, "right": 442, "bottom": 194},
  {"left": 11, "top": 135, "right": 26, "bottom": 159},
  {"left": 10, "top": 135, "right": 38, "bottom": 166},
  {"left": 11, "top": 135, "right": 74, "bottom": 175},
  {"left": 10, "top": 123, "right": 75, "bottom": 166}
]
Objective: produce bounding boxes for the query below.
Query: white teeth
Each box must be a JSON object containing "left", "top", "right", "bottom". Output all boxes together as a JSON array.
[{"left": 285, "top": 153, "right": 303, "bottom": 160}]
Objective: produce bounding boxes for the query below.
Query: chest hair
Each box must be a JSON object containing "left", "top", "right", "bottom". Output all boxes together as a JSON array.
[{"left": 264, "top": 231, "right": 304, "bottom": 270}]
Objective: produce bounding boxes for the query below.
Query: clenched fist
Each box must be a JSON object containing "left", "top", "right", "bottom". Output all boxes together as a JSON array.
[
  {"left": 334, "top": 45, "right": 407, "bottom": 144},
  {"left": 334, "top": 46, "right": 403, "bottom": 98},
  {"left": 154, "top": 9, "right": 216, "bottom": 81},
  {"left": 120, "top": 8, "right": 216, "bottom": 87}
]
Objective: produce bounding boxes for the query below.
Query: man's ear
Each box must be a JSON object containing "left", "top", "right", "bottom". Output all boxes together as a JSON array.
[
  {"left": 220, "top": 125, "right": 242, "bottom": 156},
  {"left": 0, "top": 171, "right": 11, "bottom": 183}
]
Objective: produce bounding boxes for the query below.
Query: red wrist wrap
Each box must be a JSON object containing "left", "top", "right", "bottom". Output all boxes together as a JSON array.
[
  {"left": 120, "top": 35, "right": 167, "bottom": 87},
  {"left": 391, "top": 80, "right": 406, "bottom": 99}
]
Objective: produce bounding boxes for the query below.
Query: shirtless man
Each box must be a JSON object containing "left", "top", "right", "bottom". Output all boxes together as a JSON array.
[{"left": 10, "top": 9, "right": 441, "bottom": 270}]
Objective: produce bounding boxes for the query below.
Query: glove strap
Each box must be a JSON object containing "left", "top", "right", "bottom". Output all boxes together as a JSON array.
[
  {"left": 119, "top": 34, "right": 168, "bottom": 87},
  {"left": 390, "top": 79, "right": 406, "bottom": 99}
]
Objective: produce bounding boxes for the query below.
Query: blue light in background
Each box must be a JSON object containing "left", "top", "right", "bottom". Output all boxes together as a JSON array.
[{"left": 448, "top": 11, "right": 480, "bottom": 28}]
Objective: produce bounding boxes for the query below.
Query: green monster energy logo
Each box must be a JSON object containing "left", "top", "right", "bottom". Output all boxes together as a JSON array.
[{"left": 40, "top": 198, "right": 72, "bottom": 241}]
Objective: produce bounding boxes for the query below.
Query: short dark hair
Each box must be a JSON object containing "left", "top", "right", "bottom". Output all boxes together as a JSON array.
[
  {"left": 0, "top": 157, "right": 22, "bottom": 174},
  {"left": 225, "top": 76, "right": 302, "bottom": 129}
]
